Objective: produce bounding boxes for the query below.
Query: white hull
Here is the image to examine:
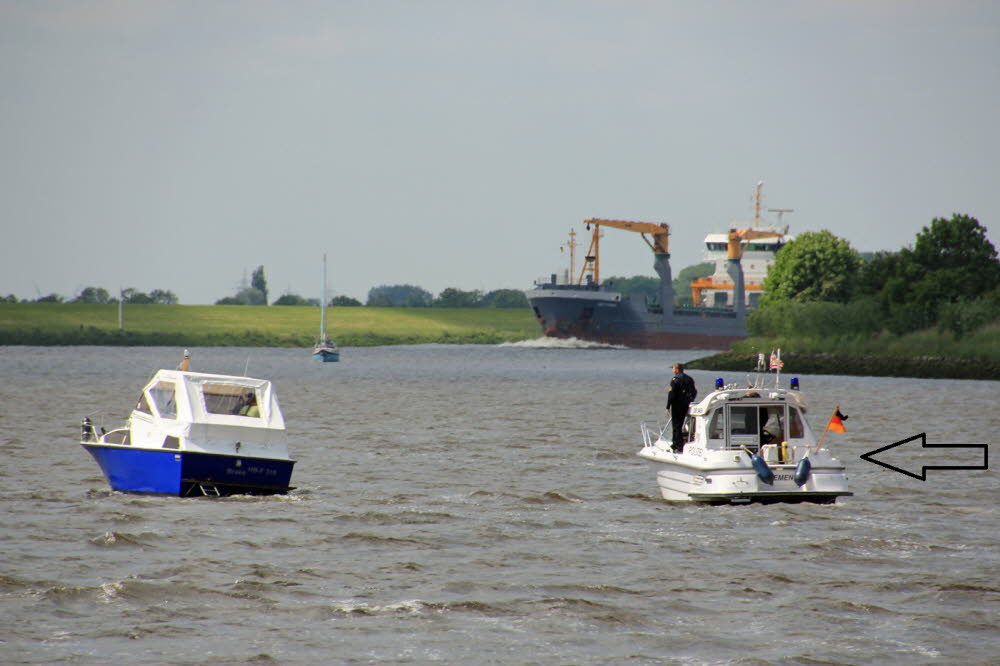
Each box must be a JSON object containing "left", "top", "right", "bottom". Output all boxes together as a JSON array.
[{"left": 641, "top": 449, "right": 851, "bottom": 504}]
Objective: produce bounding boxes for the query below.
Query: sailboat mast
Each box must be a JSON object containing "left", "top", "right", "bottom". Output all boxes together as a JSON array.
[{"left": 320, "top": 253, "right": 327, "bottom": 339}]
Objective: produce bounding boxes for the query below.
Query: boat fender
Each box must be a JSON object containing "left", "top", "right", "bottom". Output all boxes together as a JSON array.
[
  {"left": 794, "top": 457, "right": 812, "bottom": 487},
  {"left": 744, "top": 449, "right": 774, "bottom": 485}
]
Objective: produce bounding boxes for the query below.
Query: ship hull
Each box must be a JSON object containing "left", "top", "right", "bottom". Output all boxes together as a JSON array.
[{"left": 526, "top": 288, "right": 746, "bottom": 350}]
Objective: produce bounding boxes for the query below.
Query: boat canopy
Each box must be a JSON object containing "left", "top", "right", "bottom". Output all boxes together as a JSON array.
[{"left": 132, "top": 369, "right": 286, "bottom": 431}]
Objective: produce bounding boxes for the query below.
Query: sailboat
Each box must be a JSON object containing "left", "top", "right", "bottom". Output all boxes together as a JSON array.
[{"left": 312, "top": 253, "right": 340, "bottom": 362}]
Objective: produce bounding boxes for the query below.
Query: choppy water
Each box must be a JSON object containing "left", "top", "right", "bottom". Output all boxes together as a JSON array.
[{"left": 1, "top": 344, "right": 997, "bottom": 665}]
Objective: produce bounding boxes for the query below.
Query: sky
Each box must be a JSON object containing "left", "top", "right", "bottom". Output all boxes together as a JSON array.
[{"left": 2, "top": 1, "right": 998, "bottom": 304}]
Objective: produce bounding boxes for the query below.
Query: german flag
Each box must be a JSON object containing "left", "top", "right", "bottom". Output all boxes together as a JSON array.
[{"left": 826, "top": 407, "right": 848, "bottom": 433}]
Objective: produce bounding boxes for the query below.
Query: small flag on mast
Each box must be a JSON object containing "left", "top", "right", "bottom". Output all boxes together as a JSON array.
[
  {"left": 826, "top": 407, "right": 848, "bottom": 433},
  {"left": 769, "top": 348, "right": 784, "bottom": 371}
]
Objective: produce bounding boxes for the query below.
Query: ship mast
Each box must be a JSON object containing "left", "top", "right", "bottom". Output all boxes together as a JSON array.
[
  {"left": 561, "top": 229, "right": 578, "bottom": 284},
  {"left": 753, "top": 181, "right": 763, "bottom": 228}
]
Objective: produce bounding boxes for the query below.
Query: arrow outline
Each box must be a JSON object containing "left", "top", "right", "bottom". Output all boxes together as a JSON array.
[{"left": 860, "top": 432, "right": 989, "bottom": 481}]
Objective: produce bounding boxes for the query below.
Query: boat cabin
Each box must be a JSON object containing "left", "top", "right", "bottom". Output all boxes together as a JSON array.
[
  {"left": 101, "top": 369, "right": 287, "bottom": 454},
  {"left": 682, "top": 388, "right": 815, "bottom": 460}
]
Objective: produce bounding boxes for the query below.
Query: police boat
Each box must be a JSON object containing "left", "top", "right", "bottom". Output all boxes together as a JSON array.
[
  {"left": 80, "top": 351, "right": 295, "bottom": 497},
  {"left": 637, "top": 359, "right": 851, "bottom": 504}
]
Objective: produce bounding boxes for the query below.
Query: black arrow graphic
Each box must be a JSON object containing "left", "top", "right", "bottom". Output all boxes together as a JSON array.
[{"left": 860, "top": 433, "right": 989, "bottom": 481}]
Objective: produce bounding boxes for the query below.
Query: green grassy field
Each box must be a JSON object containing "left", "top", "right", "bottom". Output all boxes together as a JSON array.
[{"left": 0, "top": 304, "right": 540, "bottom": 347}]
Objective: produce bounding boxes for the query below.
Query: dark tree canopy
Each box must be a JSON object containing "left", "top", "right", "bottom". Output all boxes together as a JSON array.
[
  {"left": 273, "top": 293, "right": 318, "bottom": 306},
  {"left": 672, "top": 262, "right": 714, "bottom": 306},
  {"left": 366, "top": 284, "right": 433, "bottom": 307},
  {"left": 330, "top": 295, "right": 363, "bottom": 307},
  {"left": 483, "top": 289, "right": 528, "bottom": 308},
  {"left": 216, "top": 287, "right": 266, "bottom": 306},
  {"left": 73, "top": 287, "right": 113, "bottom": 304},
  {"left": 434, "top": 288, "right": 484, "bottom": 308},
  {"left": 251, "top": 266, "right": 268, "bottom": 304}
]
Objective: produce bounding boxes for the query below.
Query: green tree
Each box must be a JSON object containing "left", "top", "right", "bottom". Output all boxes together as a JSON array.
[
  {"left": 366, "top": 284, "right": 433, "bottom": 307},
  {"left": 483, "top": 289, "right": 528, "bottom": 308},
  {"left": 34, "top": 293, "right": 63, "bottom": 303},
  {"left": 435, "top": 288, "right": 484, "bottom": 308},
  {"left": 121, "top": 288, "right": 154, "bottom": 304},
  {"left": 761, "top": 230, "right": 860, "bottom": 305},
  {"left": 216, "top": 287, "right": 266, "bottom": 305},
  {"left": 855, "top": 215, "right": 1000, "bottom": 334},
  {"left": 330, "top": 295, "right": 362, "bottom": 307},
  {"left": 73, "top": 287, "right": 113, "bottom": 304},
  {"left": 251, "top": 266, "right": 268, "bottom": 305},
  {"left": 911, "top": 214, "right": 1000, "bottom": 300},
  {"left": 149, "top": 289, "right": 178, "bottom": 305},
  {"left": 273, "top": 293, "right": 311, "bottom": 306},
  {"left": 672, "top": 262, "right": 714, "bottom": 306}
]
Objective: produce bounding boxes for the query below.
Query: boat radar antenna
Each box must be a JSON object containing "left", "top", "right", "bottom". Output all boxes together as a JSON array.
[{"left": 768, "top": 208, "right": 794, "bottom": 226}]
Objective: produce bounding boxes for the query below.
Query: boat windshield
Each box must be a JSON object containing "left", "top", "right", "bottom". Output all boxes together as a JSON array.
[{"left": 148, "top": 381, "right": 177, "bottom": 419}]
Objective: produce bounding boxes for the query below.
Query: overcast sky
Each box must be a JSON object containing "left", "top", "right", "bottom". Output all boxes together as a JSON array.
[{"left": 2, "top": 1, "right": 997, "bottom": 304}]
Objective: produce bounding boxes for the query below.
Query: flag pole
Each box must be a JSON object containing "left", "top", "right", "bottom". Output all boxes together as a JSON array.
[{"left": 814, "top": 404, "right": 839, "bottom": 453}]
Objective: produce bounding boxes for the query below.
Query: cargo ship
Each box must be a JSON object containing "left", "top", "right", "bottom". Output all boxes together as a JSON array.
[{"left": 525, "top": 184, "right": 791, "bottom": 350}]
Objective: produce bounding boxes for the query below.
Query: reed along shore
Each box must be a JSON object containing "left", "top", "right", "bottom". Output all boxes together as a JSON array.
[{"left": 686, "top": 349, "right": 1000, "bottom": 381}]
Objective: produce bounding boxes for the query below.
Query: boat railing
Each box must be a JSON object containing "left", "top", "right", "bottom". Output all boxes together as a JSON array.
[{"left": 641, "top": 421, "right": 668, "bottom": 448}]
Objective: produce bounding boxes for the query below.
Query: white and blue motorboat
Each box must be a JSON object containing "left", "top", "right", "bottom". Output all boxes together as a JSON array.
[
  {"left": 638, "top": 365, "right": 851, "bottom": 505},
  {"left": 80, "top": 353, "right": 295, "bottom": 496}
]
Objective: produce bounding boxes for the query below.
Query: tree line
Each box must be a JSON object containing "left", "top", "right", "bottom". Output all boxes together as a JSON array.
[
  {"left": 749, "top": 213, "right": 1000, "bottom": 339},
  {"left": 4, "top": 264, "right": 530, "bottom": 309}
]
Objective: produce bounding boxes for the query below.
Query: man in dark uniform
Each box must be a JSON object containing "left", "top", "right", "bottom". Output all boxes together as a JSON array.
[{"left": 666, "top": 362, "right": 697, "bottom": 453}]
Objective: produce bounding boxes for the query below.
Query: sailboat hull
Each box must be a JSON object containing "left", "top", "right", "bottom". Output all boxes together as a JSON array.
[{"left": 312, "top": 349, "right": 340, "bottom": 362}]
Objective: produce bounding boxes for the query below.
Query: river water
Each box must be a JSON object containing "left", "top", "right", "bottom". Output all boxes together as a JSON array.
[{"left": 1, "top": 343, "right": 997, "bottom": 665}]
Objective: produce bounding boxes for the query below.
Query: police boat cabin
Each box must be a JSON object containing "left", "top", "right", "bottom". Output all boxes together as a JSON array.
[{"left": 638, "top": 363, "right": 851, "bottom": 504}]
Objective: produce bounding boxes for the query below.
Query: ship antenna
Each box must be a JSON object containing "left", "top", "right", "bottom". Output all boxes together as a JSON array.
[
  {"left": 753, "top": 181, "right": 763, "bottom": 228},
  {"left": 768, "top": 208, "right": 794, "bottom": 226}
]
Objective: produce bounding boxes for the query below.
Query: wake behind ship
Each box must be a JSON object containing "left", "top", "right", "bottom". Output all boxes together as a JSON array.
[{"left": 526, "top": 188, "right": 790, "bottom": 350}]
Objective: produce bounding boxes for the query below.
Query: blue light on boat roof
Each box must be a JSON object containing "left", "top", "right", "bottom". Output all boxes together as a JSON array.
[
  {"left": 715, "top": 377, "right": 724, "bottom": 389},
  {"left": 791, "top": 377, "right": 800, "bottom": 390}
]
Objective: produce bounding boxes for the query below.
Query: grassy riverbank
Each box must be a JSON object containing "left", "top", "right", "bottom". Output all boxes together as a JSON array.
[
  {"left": 0, "top": 303, "right": 539, "bottom": 347},
  {"left": 686, "top": 324, "right": 1000, "bottom": 380}
]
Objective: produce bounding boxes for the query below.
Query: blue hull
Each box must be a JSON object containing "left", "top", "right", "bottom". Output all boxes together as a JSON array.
[
  {"left": 313, "top": 351, "right": 339, "bottom": 362},
  {"left": 82, "top": 444, "right": 295, "bottom": 496}
]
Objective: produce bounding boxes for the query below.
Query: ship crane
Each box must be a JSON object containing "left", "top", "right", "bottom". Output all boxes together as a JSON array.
[{"left": 577, "top": 218, "right": 670, "bottom": 286}]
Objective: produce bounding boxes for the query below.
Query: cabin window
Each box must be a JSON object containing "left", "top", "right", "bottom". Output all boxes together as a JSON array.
[
  {"left": 727, "top": 405, "right": 759, "bottom": 449},
  {"left": 789, "top": 408, "right": 805, "bottom": 439},
  {"left": 712, "top": 292, "right": 728, "bottom": 307},
  {"left": 685, "top": 415, "right": 697, "bottom": 443},
  {"left": 203, "top": 383, "right": 260, "bottom": 417},
  {"left": 760, "top": 406, "right": 784, "bottom": 444},
  {"left": 148, "top": 381, "right": 177, "bottom": 419},
  {"left": 708, "top": 410, "right": 724, "bottom": 439},
  {"left": 135, "top": 393, "right": 153, "bottom": 415}
]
